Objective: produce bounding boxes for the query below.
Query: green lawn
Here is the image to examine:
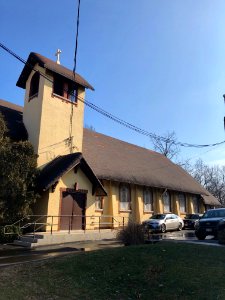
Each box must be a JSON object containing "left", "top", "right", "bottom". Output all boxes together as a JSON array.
[{"left": 0, "top": 242, "right": 225, "bottom": 299}]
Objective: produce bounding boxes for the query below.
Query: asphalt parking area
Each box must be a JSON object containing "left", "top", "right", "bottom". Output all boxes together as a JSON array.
[{"left": 148, "top": 229, "right": 220, "bottom": 245}]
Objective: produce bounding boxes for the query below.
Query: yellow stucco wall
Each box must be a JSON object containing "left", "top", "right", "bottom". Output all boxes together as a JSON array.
[
  {"left": 89, "top": 181, "right": 206, "bottom": 227},
  {"left": 23, "top": 66, "right": 45, "bottom": 155},
  {"left": 44, "top": 167, "right": 97, "bottom": 231},
  {"left": 35, "top": 174, "right": 206, "bottom": 231},
  {"left": 23, "top": 65, "right": 86, "bottom": 168}
]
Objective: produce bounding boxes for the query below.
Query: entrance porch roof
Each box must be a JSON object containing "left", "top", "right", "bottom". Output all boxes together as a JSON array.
[{"left": 37, "top": 152, "right": 107, "bottom": 196}]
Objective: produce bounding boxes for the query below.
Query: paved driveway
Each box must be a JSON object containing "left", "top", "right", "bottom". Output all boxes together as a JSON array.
[{"left": 148, "top": 229, "right": 220, "bottom": 245}]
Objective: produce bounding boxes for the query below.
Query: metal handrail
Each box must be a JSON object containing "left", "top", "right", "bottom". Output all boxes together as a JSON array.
[{"left": 4, "top": 214, "right": 131, "bottom": 237}]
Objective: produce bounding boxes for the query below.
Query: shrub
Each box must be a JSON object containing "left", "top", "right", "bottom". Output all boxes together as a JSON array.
[
  {"left": 0, "top": 225, "right": 20, "bottom": 243},
  {"left": 116, "top": 222, "right": 145, "bottom": 246}
]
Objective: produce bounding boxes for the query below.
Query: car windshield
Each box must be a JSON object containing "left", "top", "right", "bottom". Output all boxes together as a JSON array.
[
  {"left": 187, "top": 214, "right": 200, "bottom": 220},
  {"left": 150, "top": 214, "right": 166, "bottom": 220},
  {"left": 184, "top": 214, "right": 192, "bottom": 219},
  {"left": 202, "top": 210, "right": 225, "bottom": 219}
]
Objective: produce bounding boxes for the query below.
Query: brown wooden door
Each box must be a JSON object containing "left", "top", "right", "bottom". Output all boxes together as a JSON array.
[
  {"left": 60, "top": 192, "right": 74, "bottom": 230},
  {"left": 60, "top": 191, "right": 86, "bottom": 230},
  {"left": 71, "top": 193, "right": 86, "bottom": 230}
]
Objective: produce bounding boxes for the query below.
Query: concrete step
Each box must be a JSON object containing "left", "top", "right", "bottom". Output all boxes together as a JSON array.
[
  {"left": 13, "top": 233, "right": 44, "bottom": 247},
  {"left": 19, "top": 236, "right": 38, "bottom": 243},
  {"left": 13, "top": 230, "right": 117, "bottom": 248},
  {"left": 13, "top": 240, "right": 32, "bottom": 248},
  {"left": 23, "top": 233, "right": 44, "bottom": 239}
]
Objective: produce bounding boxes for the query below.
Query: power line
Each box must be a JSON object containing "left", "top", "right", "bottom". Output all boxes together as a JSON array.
[
  {"left": 0, "top": 41, "right": 225, "bottom": 149},
  {"left": 69, "top": 0, "right": 81, "bottom": 153}
]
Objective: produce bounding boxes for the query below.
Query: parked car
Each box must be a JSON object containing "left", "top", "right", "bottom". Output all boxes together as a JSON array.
[
  {"left": 142, "top": 213, "right": 184, "bottom": 233},
  {"left": 183, "top": 213, "right": 203, "bottom": 229},
  {"left": 195, "top": 208, "right": 225, "bottom": 240}
]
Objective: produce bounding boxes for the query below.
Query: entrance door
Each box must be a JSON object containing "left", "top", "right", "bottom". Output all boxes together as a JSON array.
[
  {"left": 71, "top": 193, "right": 86, "bottom": 230},
  {"left": 60, "top": 191, "right": 86, "bottom": 230}
]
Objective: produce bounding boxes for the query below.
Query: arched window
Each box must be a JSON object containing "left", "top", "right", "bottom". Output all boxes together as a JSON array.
[
  {"left": 29, "top": 72, "right": 40, "bottom": 99},
  {"left": 192, "top": 195, "right": 199, "bottom": 213},
  {"left": 95, "top": 196, "right": 103, "bottom": 210},
  {"left": 163, "top": 191, "right": 171, "bottom": 212},
  {"left": 143, "top": 188, "right": 153, "bottom": 212},
  {"left": 178, "top": 193, "right": 186, "bottom": 213},
  {"left": 119, "top": 184, "right": 131, "bottom": 211}
]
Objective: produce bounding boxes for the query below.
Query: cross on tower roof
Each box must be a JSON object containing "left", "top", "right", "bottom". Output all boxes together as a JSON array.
[{"left": 55, "top": 49, "right": 62, "bottom": 65}]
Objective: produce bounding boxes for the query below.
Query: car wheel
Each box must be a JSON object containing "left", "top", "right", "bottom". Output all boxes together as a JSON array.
[
  {"left": 177, "top": 223, "right": 182, "bottom": 231},
  {"left": 161, "top": 223, "right": 166, "bottom": 233},
  {"left": 195, "top": 231, "right": 206, "bottom": 240}
]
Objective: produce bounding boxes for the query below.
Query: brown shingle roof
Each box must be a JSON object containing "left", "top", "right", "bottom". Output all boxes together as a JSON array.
[
  {"left": 37, "top": 152, "right": 106, "bottom": 196},
  {"left": 16, "top": 52, "right": 94, "bottom": 91},
  {"left": 82, "top": 128, "right": 221, "bottom": 206},
  {"left": 201, "top": 194, "right": 221, "bottom": 206},
  {"left": 0, "top": 99, "right": 27, "bottom": 141},
  {"left": 0, "top": 100, "right": 220, "bottom": 206}
]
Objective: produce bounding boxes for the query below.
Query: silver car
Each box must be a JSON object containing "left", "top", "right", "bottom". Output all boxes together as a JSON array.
[{"left": 142, "top": 213, "right": 184, "bottom": 233}]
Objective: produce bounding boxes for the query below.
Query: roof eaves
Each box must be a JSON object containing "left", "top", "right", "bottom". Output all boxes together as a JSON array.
[
  {"left": 38, "top": 153, "right": 82, "bottom": 191},
  {"left": 17, "top": 52, "right": 94, "bottom": 91},
  {"left": 80, "top": 158, "right": 107, "bottom": 196},
  {"left": 42, "top": 161, "right": 80, "bottom": 191},
  {"left": 201, "top": 194, "right": 222, "bottom": 206},
  {"left": 45, "top": 65, "right": 94, "bottom": 91},
  {"left": 96, "top": 174, "right": 209, "bottom": 196}
]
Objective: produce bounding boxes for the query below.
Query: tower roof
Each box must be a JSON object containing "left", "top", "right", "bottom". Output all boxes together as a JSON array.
[{"left": 16, "top": 52, "right": 94, "bottom": 91}]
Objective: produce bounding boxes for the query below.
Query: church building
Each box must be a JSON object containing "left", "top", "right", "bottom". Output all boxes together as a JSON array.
[{"left": 0, "top": 52, "right": 220, "bottom": 233}]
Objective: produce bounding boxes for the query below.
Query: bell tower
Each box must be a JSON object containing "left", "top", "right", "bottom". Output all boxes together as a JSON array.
[{"left": 16, "top": 52, "right": 94, "bottom": 167}]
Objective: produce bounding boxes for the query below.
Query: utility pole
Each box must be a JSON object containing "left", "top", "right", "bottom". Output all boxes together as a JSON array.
[{"left": 223, "top": 95, "right": 225, "bottom": 130}]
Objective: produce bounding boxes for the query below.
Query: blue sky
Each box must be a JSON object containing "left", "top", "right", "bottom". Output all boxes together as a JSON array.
[{"left": 1, "top": 0, "right": 225, "bottom": 165}]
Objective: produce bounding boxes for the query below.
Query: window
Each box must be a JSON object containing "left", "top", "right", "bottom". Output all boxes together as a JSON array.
[
  {"left": 53, "top": 75, "right": 78, "bottom": 103},
  {"left": 143, "top": 188, "right": 153, "bottom": 212},
  {"left": 119, "top": 184, "right": 131, "bottom": 211},
  {"left": 29, "top": 72, "right": 40, "bottom": 99},
  {"left": 192, "top": 195, "right": 200, "bottom": 213},
  {"left": 179, "top": 193, "right": 186, "bottom": 213},
  {"left": 95, "top": 196, "right": 103, "bottom": 210},
  {"left": 163, "top": 191, "right": 171, "bottom": 212}
]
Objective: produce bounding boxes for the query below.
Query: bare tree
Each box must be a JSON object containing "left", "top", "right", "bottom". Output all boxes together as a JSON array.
[
  {"left": 151, "top": 131, "right": 180, "bottom": 160},
  {"left": 177, "top": 158, "right": 194, "bottom": 174},
  {"left": 188, "top": 159, "right": 225, "bottom": 206}
]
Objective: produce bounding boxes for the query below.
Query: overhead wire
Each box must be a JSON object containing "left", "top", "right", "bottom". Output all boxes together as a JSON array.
[
  {"left": 0, "top": 41, "right": 225, "bottom": 149},
  {"left": 69, "top": 0, "right": 81, "bottom": 153}
]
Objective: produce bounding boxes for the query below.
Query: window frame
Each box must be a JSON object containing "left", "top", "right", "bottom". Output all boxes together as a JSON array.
[
  {"left": 163, "top": 191, "right": 171, "bottom": 212},
  {"left": 53, "top": 75, "right": 78, "bottom": 104},
  {"left": 192, "top": 195, "right": 200, "bottom": 213},
  {"left": 95, "top": 196, "right": 103, "bottom": 211},
  {"left": 143, "top": 188, "right": 154, "bottom": 212},
  {"left": 119, "top": 184, "right": 131, "bottom": 212},
  {"left": 178, "top": 193, "right": 186, "bottom": 213}
]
